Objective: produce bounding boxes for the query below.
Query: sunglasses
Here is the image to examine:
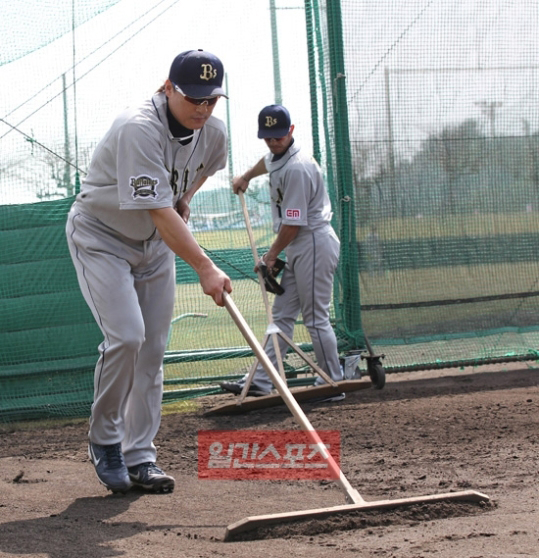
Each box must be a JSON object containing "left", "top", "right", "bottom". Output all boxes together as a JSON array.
[{"left": 172, "top": 83, "right": 219, "bottom": 106}]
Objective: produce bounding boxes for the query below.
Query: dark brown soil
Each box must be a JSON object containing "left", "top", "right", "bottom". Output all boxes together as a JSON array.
[{"left": 1, "top": 363, "right": 538, "bottom": 557}]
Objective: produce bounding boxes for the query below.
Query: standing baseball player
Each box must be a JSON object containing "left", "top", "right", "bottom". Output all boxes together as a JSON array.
[
  {"left": 66, "top": 49, "right": 232, "bottom": 494},
  {"left": 220, "top": 104, "right": 344, "bottom": 400}
]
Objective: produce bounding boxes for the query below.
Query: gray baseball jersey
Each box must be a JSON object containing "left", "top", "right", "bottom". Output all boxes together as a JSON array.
[
  {"left": 247, "top": 143, "right": 343, "bottom": 392},
  {"left": 264, "top": 142, "right": 333, "bottom": 234},
  {"left": 76, "top": 92, "right": 227, "bottom": 239},
  {"left": 66, "top": 92, "right": 227, "bottom": 465}
]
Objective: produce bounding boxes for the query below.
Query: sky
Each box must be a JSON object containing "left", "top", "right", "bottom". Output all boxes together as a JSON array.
[
  {"left": 0, "top": 0, "right": 310, "bottom": 203},
  {"left": 1, "top": 0, "right": 538, "bottom": 204},
  {"left": 343, "top": 0, "right": 539, "bottom": 161}
]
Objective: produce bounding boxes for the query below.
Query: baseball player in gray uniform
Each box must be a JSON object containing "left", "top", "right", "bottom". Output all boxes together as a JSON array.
[
  {"left": 220, "top": 104, "right": 344, "bottom": 400},
  {"left": 66, "top": 49, "right": 232, "bottom": 494}
]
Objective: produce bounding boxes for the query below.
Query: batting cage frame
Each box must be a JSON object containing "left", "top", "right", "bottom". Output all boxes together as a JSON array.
[{"left": 1, "top": 0, "right": 539, "bottom": 421}]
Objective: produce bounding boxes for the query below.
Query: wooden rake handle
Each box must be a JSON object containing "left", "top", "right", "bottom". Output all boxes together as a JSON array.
[
  {"left": 223, "top": 291, "right": 364, "bottom": 505},
  {"left": 237, "top": 190, "right": 273, "bottom": 323}
]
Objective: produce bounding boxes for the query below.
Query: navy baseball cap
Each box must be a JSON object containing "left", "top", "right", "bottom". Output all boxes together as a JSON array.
[
  {"left": 169, "top": 49, "right": 228, "bottom": 98},
  {"left": 258, "top": 105, "right": 291, "bottom": 138}
]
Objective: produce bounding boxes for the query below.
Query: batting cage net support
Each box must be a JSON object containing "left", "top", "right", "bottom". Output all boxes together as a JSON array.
[{"left": 1, "top": 0, "right": 539, "bottom": 422}]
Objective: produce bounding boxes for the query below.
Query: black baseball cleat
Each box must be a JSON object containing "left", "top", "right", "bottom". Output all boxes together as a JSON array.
[
  {"left": 88, "top": 441, "right": 132, "bottom": 494},
  {"left": 128, "top": 462, "right": 175, "bottom": 493},
  {"left": 219, "top": 381, "right": 270, "bottom": 398}
]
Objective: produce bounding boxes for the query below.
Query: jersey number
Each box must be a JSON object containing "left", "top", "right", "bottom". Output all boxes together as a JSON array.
[{"left": 170, "top": 168, "right": 179, "bottom": 196}]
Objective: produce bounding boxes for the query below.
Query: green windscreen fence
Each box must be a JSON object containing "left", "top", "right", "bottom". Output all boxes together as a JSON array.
[{"left": 1, "top": 0, "right": 538, "bottom": 422}]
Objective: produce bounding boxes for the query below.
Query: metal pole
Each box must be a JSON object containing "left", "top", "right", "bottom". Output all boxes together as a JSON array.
[
  {"left": 326, "top": 0, "right": 363, "bottom": 345},
  {"left": 304, "top": 0, "right": 320, "bottom": 163},
  {"left": 224, "top": 73, "right": 236, "bottom": 209},
  {"left": 72, "top": 0, "right": 80, "bottom": 195},
  {"left": 269, "top": 0, "right": 282, "bottom": 104},
  {"left": 225, "top": 74, "right": 234, "bottom": 178},
  {"left": 385, "top": 67, "right": 396, "bottom": 212},
  {"left": 62, "top": 73, "right": 72, "bottom": 197}
]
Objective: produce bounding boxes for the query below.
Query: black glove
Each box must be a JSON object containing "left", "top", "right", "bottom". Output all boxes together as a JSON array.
[{"left": 258, "top": 258, "right": 285, "bottom": 295}]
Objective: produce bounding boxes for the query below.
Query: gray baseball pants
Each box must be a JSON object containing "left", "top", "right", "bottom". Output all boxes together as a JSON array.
[
  {"left": 66, "top": 204, "right": 175, "bottom": 467},
  {"left": 247, "top": 225, "right": 343, "bottom": 392}
]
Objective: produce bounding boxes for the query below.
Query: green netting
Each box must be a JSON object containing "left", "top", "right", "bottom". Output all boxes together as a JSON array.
[
  {"left": 1, "top": 0, "right": 539, "bottom": 422},
  {"left": 328, "top": 0, "right": 539, "bottom": 369},
  {"left": 1, "top": 1, "right": 121, "bottom": 67}
]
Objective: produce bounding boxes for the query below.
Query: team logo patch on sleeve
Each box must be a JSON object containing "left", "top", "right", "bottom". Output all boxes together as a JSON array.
[
  {"left": 285, "top": 208, "right": 301, "bottom": 220},
  {"left": 130, "top": 175, "right": 159, "bottom": 199}
]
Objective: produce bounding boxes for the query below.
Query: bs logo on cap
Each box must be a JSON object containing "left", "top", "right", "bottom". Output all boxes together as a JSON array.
[
  {"left": 169, "top": 49, "right": 228, "bottom": 99},
  {"left": 258, "top": 105, "right": 291, "bottom": 138}
]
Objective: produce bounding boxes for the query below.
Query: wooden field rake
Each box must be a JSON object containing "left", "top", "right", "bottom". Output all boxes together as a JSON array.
[
  {"left": 234, "top": 190, "right": 341, "bottom": 402},
  {"left": 206, "top": 192, "right": 372, "bottom": 417},
  {"left": 222, "top": 291, "right": 489, "bottom": 541}
]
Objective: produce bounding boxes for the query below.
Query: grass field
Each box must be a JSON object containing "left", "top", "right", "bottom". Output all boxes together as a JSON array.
[
  {"left": 162, "top": 262, "right": 539, "bottom": 390},
  {"left": 164, "top": 279, "right": 314, "bottom": 387},
  {"left": 361, "top": 211, "right": 539, "bottom": 239},
  {"left": 159, "top": 210, "right": 539, "bottom": 388},
  {"left": 193, "top": 211, "right": 539, "bottom": 249}
]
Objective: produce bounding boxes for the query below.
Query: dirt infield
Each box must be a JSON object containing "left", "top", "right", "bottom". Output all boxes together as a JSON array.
[{"left": 1, "top": 364, "right": 538, "bottom": 557}]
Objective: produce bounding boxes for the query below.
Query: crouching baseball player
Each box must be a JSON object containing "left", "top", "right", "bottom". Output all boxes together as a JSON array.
[
  {"left": 220, "top": 104, "right": 344, "bottom": 402},
  {"left": 66, "top": 50, "right": 232, "bottom": 493}
]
